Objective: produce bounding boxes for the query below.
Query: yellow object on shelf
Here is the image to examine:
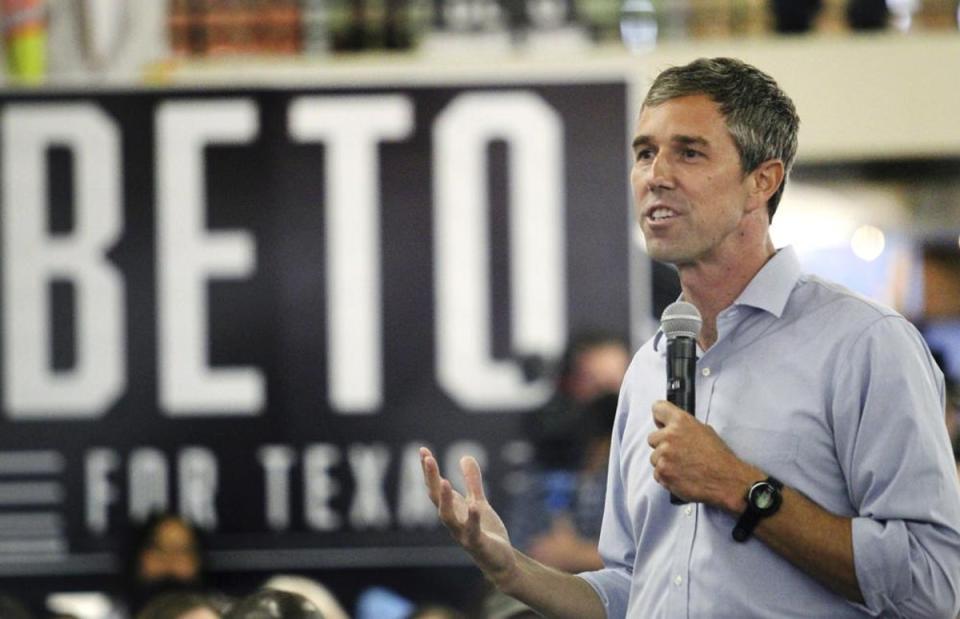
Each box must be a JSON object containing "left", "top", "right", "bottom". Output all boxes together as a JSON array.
[{"left": 3, "top": 0, "right": 47, "bottom": 83}]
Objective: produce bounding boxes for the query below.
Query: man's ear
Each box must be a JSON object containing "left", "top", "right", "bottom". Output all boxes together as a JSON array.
[{"left": 749, "top": 159, "right": 785, "bottom": 208}]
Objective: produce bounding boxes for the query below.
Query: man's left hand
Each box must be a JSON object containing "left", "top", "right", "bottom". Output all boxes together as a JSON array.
[{"left": 647, "top": 400, "right": 761, "bottom": 513}]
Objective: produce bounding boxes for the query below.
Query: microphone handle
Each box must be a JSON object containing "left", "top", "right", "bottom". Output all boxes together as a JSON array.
[{"left": 667, "top": 336, "right": 697, "bottom": 505}]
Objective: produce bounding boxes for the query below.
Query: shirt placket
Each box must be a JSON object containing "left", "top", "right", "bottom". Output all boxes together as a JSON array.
[
  {"left": 666, "top": 494, "right": 697, "bottom": 617},
  {"left": 665, "top": 349, "right": 720, "bottom": 618}
]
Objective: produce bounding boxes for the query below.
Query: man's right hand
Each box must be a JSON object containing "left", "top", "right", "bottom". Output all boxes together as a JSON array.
[
  {"left": 420, "top": 447, "right": 607, "bottom": 619},
  {"left": 419, "top": 447, "right": 518, "bottom": 590}
]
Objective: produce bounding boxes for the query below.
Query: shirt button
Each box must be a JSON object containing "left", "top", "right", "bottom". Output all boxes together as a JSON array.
[
  {"left": 701, "top": 367, "right": 711, "bottom": 377},
  {"left": 684, "top": 505, "right": 693, "bottom": 516},
  {"left": 674, "top": 575, "right": 683, "bottom": 586}
]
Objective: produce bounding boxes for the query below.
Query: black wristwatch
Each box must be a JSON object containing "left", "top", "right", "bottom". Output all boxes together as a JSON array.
[{"left": 732, "top": 476, "right": 783, "bottom": 542}]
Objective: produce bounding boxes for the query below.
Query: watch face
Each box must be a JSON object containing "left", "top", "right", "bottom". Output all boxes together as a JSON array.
[
  {"left": 749, "top": 481, "right": 780, "bottom": 513},
  {"left": 754, "top": 487, "right": 774, "bottom": 509}
]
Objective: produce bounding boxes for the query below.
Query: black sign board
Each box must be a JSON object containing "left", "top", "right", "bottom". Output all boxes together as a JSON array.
[{"left": 0, "top": 80, "right": 635, "bottom": 587}]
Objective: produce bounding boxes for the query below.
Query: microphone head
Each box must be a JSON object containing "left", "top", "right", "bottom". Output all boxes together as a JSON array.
[{"left": 661, "top": 301, "right": 702, "bottom": 340}]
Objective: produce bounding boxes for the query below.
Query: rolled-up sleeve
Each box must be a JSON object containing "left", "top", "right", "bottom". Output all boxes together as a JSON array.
[
  {"left": 578, "top": 384, "right": 635, "bottom": 619},
  {"left": 835, "top": 316, "right": 960, "bottom": 617}
]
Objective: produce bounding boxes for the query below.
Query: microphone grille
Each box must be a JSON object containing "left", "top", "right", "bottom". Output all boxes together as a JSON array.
[{"left": 661, "top": 301, "right": 702, "bottom": 340}]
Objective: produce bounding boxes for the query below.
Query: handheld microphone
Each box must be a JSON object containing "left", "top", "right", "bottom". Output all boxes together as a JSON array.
[{"left": 660, "top": 301, "right": 702, "bottom": 505}]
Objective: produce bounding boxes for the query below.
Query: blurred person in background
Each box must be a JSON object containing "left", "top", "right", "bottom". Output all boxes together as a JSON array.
[
  {"left": 510, "top": 333, "right": 628, "bottom": 573},
  {"left": 490, "top": 393, "right": 620, "bottom": 619},
  {"left": 526, "top": 332, "right": 629, "bottom": 471},
  {"left": 119, "top": 512, "right": 209, "bottom": 617},
  {"left": 223, "top": 590, "right": 324, "bottom": 619},
  {"left": 509, "top": 392, "right": 618, "bottom": 573},
  {"left": 495, "top": 339, "right": 626, "bottom": 618}
]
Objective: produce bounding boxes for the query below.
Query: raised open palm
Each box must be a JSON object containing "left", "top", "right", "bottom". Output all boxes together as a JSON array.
[{"left": 420, "top": 447, "right": 517, "bottom": 586}]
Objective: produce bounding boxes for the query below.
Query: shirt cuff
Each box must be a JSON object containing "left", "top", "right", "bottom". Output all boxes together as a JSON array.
[
  {"left": 852, "top": 516, "right": 912, "bottom": 612},
  {"left": 577, "top": 568, "right": 631, "bottom": 619}
]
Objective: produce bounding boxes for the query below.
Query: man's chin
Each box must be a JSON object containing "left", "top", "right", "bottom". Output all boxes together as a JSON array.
[{"left": 644, "top": 243, "right": 691, "bottom": 266}]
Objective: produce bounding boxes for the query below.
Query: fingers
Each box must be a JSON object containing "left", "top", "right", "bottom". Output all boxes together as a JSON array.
[
  {"left": 648, "top": 401, "right": 678, "bottom": 449},
  {"left": 652, "top": 400, "right": 700, "bottom": 436},
  {"left": 422, "top": 447, "right": 478, "bottom": 536},
  {"left": 650, "top": 442, "right": 673, "bottom": 488},
  {"left": 464, "top": 501, "right": 482, "bottom": 544},
  {"left": 648, "top": 426, "right": 665, "bottom": 449},
  {"left": 652, "top": 400, "right": 679, "bottom": 427},
  {"left": 421, "top": 448, "right": 485, "bottom": 503},
  {"left": 460, "top": 456, "right": 487, "bottom": 503},
  {"left": 419, "top": 447, "right": 443, "bottom": 505},
  {"left": 438, "top": 475, "right": 485, "bottom": 551},
  {"left": 438, "top": 479, "right": 459, "bottom": 525}
]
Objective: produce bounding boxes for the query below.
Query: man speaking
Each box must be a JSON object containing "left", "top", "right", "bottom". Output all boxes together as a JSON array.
[{"left": 420, "top": 57, "right": 960, "bottom": 617}]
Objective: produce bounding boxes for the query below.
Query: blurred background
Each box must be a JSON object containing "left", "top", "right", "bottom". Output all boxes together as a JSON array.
[{"left": 0, "top": 1, "right": 958, "bottom": 618}]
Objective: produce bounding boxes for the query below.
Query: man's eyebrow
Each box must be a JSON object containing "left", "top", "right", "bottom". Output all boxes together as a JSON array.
[
  {"left": 631, "top": 134, "right": 710, "bottom": 151},
  {"left": 632, "top": 135, "right": 653, "bottom": 151},
  {"left": 673, "top": 135, "right": 710, "bottom": 147}
]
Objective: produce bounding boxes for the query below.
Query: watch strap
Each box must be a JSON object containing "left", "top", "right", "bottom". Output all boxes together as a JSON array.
[
  {"left": 732, "top": 509, "right": 759, "bottom": 542},
  {"left": 732, "top": 476, "right": 783, "bottom": 543}
]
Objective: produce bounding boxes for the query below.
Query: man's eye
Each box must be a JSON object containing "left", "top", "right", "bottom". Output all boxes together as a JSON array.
[
  {"left": 682, "top": 149, "right": 702, "bottom": 159},
  {"left": 636, "top": 149, "right": 654, "bottom": 161}
]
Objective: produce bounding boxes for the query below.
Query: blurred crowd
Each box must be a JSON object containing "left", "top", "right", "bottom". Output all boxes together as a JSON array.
[{"left": 0, "top": 510, "right": 465, "bottom": 619}]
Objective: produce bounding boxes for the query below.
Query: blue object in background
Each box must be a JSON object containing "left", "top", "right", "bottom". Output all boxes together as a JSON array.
[
  {"left": 922, "top": 319, "right": 960, "bottom": 385},
  {"left": 355, "top": 586, "right": 415, "bottom": 619},
  {"left": 543, "top": 470, "right": 577, "bottom": 514}
]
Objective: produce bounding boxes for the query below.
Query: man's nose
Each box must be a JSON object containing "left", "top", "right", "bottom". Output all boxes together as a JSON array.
[{"left": 646, "top": 153, "right": 673, "bottom": 190}]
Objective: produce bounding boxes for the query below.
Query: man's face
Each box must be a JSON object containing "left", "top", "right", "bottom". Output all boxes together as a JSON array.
[{"left": 631, "top": 94, "right": 756, "bottom": 266}]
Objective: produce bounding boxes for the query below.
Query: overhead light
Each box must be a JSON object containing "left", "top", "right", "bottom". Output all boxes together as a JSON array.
[
  {"left": 771, "top": 185, "right": 858, "bottom": 253},
  {"left": 851, "top": 225, "right": 885, "bottom": 262}
]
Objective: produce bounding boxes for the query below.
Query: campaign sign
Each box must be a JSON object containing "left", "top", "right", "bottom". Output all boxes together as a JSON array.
[{"left": 0, "top": 80, "right": 635, "bottom": 584}]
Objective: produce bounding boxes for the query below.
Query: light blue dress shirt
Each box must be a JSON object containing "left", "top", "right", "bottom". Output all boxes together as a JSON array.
[{"left": 579, "top": 246, "right": 960, "bottom": 618}]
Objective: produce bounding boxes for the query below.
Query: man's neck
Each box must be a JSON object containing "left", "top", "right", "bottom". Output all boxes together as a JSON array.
[{"left": 678, "top": 237, "right": 776, "bottom": 350}]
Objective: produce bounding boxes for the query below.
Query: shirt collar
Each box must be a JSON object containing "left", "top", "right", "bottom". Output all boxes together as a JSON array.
[
  {"left": 732, "top": 245, "right": 802, "bottom": 319},
  {"left": 652, "top": 246, "right": 802, "bottom": 352}
]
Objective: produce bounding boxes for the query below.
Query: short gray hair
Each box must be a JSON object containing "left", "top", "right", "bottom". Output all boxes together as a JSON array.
[{"left": 643, "top": 57, "right": 800, "bottom": 222}]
